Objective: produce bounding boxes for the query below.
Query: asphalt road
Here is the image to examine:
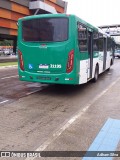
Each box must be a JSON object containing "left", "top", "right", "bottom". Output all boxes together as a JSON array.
[{"left": 0, "top": 58, "right": 120, "bottom": 160}]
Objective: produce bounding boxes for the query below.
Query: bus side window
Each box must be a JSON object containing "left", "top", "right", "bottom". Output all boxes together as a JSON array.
[
  {"left": 98, "top": 33, "right": 104, "bottom": 52},
  {"left": 93, "top": 32, "right": 99, "bottom": 52},
  {"left": 107, "top": 38, "right": 111, "bottom": 51},
  {"left": 107, "top": 37, "right": 114, "bottom": 53},
  {"left": 77, "top": 22, "right": 88, "bottom": 52}
]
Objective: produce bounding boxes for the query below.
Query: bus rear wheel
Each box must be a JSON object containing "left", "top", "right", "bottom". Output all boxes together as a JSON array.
[
  {"left": 107, "top": 59, "right": 113, "bottom": 71},
  {"left": 93, "top": 65, "right": 99, "bottom": 82}
]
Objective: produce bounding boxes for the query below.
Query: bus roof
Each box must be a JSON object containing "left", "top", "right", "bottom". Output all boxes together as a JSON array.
[{"left": 18, "top": 13, "right": 69, "bottom": 21}]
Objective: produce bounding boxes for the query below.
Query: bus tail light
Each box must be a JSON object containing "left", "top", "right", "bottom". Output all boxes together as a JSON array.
[
  {"left": 18, "top": 50, "right": 24, "bottom": 71},
  {"left": 66, "top": 50, "right": 74, "bottom": 73}
]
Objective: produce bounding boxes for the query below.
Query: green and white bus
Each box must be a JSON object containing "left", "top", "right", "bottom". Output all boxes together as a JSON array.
[{"left": 17, "top": 14, "right": 114, "bottom": 85}]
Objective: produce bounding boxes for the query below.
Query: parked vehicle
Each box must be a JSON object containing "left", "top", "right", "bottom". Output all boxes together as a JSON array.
[
  {"left": 9, "top": 49, "right": 13, "bottom": 55},
  {"left": 3, "top": 49, "right": 10, "bottom": 55},
  {"left": 0, "top": 49, "right": 3, "bottom": 53},
  {"left": 114, "top": 50, "right": 120, "bottom": 58}
]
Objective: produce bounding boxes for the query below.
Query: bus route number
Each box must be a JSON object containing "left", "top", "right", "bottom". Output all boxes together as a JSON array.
[{"left": 50, "top": 64, "right": 62, "bottom": 69}]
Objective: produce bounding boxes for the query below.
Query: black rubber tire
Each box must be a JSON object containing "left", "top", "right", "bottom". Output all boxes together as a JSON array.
[
  {"left": 107, "top": 67, "right": 110, "bottom": 71},
  {"left": 107, "top": 59, "right": 113, "bottom": 71},
  {"left": 93, "top": 65, "right": 99, "bottom": 82}
]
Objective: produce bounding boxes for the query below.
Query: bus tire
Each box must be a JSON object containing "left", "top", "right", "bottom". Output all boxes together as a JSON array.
[
  {"left": 107, "top": 67, "right": 110, "bottom": 71},
  {"left": 93, "top": 65, "right": 99, "bottom": 82},
  {"left": 107, "top": 59, "right": 113, "bottom": 71}
]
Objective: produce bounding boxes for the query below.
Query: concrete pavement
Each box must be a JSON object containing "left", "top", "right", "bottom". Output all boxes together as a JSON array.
[
  {"left": 0, "top": 59, "right": 120, "bottom": 160},
  {"left": 39, "top": 75, "right": 120, "bottom": 160}
]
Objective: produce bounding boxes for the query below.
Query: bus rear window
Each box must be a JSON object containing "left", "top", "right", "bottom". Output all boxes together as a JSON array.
[{"left": 22, "top": 18, "right": 68, "bottom": 42}]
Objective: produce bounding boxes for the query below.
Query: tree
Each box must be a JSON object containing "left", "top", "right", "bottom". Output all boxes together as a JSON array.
[{"left": 0, "top": 40, "right": 13, "bottom": 46}]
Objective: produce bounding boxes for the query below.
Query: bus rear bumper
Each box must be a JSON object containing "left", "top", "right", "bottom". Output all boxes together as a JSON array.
[{"left": 18, "top": 70, "right": 77, "bottom": 85}]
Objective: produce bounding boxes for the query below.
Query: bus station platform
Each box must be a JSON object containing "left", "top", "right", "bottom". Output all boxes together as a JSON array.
[{"left": 37, "top": 76, "right": 120, "bottom": 160}]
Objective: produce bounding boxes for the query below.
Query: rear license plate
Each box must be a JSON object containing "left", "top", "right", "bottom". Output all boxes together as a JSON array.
[{"left": 37, "top": 76, "right": 51, "bottom": 80}]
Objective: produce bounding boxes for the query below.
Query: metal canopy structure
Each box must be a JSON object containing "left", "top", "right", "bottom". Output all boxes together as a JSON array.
[
  {"left": 99, "top": 25, "right": 120, "bottom": 47},
  {"left": 99, "top": 24, "right": 120, "bottom": 36}
]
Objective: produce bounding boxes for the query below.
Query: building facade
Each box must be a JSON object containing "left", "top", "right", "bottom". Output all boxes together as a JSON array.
[{"left": 0, "top": 0, "right": 67, "bottom": 52}]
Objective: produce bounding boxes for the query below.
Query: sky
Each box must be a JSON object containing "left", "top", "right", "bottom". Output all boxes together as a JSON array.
[{"left": 65, "top": 0, "right": 120, "bottom": 26}]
